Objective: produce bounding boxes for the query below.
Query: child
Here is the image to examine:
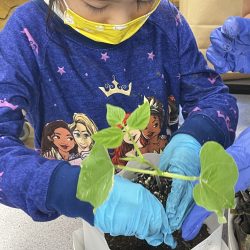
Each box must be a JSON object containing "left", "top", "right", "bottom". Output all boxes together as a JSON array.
[{"left": 0, "top": 0, "right": 238, "bottom": 247}]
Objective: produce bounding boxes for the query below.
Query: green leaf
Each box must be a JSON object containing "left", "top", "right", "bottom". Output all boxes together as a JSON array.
[
  {"left": 77, "top": 144, "right": 115, "bottom": 209},
  {"left": 127, "top": 101, "right": 150, "bottom": 130},
  {"left": 106, "top": 104, "right": 126, "bottom": 127},
  {"left": 193, "top": 142, "right": 239, "bottom": 223},
  {"left": 92, "top": 127, "right": 124, "bottom": 149}
]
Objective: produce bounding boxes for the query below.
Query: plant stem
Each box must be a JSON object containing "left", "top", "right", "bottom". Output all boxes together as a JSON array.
[
  {"left": 120, "top": 152, "right": 163, "bottom": 189},
  {"left": 141, "top": 158, "right": 162, "bottom": 174},
  {"left": 125, "top": 127, "right": 144, "bottom": 159},
  {"left": 141, "top": 158, "right": 163, "bottom": 189},
  {"left": 124, "top": 127, "right": 161, "bottom": 174},
  {"left": 123, "top": 127, "right": 199, "bottom": 181},
  {"left": 120, "top": 156, "right": 143, "bottom": 164},
  {"left": 116, "top": 165, "right": 200, "bottom": 181}
]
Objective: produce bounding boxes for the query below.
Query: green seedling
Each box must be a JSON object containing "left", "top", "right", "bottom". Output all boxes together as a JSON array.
[{"left": 77, "top": 101, "right": 239, "bottom": 223}]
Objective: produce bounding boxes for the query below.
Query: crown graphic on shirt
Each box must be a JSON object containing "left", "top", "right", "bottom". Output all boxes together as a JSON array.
[{"left": 99, "top": 76, "right": 132, "bottom": 97}]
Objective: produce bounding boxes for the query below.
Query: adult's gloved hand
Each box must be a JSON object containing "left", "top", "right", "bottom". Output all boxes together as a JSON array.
[
  {"left": 207, "top": 16, "right": 250, "bottom": 74},
  {"left": 94, "top": 175, "right": 176, "bottom": 248},
  {"left": 159, "top": 134, "right": 201, "bottom": 232},
  {"left": 182, "top": 127, "right": 250, "bottom": 241}
]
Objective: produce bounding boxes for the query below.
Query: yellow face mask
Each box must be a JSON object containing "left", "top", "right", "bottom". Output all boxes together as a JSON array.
[{"left": 63, "top": 0, "right": 161, "bottom": 45}]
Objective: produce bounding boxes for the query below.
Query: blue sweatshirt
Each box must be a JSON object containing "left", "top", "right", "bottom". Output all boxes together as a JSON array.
[{"left": 0, "top": 0, "right": 238, "bottom": 224}]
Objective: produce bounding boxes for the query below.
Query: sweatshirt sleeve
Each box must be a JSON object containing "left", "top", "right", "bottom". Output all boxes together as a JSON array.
[
  {"left": 0, "top": 8, "right": 94, "bottom": 223},
  {"left": 174, "top": 11, "right": 238, "bottom": 148}
]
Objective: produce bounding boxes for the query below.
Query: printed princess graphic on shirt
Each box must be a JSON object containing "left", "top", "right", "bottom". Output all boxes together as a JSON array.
[
  {"left": 112, "top": 96, "right": 169, "bottom": 166},
  {"left": 41, "top": 114, "right": 97, "bottom": 165},
  {"left": 41, "top": 96, "right": 179, "bottom": 167}
]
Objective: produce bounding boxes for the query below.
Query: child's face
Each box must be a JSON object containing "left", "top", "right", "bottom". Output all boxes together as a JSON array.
[{"left": 65, "top": 0, "right": 155, "bottom": 24}]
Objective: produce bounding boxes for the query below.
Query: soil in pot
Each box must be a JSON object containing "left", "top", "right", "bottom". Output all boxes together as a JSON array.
[
  {"left": 233, "top": 190, "right": 250, "bottom": 250},
  {"left": 105, "top": 174, "right": 210, "bottom": 250}
]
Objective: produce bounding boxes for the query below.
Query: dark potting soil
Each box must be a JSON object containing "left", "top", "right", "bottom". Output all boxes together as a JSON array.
[
  {"left": 105, "top": 174, "right": 210, "bottom": 250},
  {"left": 233, "top": 190, "right": 250, "bottom": 250}
]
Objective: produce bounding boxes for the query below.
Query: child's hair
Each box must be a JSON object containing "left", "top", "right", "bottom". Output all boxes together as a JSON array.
[
  {"left": 48, "top": 0, "right": 58, "bottom": 9},
  {"left": 46, "top": 0, "right": 72, "bottom": 55},
  {"left": 47, "top": 0, "right": 61, "bottom": 23}
]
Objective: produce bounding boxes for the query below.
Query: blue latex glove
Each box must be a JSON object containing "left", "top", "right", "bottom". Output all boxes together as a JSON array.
[
  {"left": 207, "top": 16, "right": 250, "bottom": 74},
  {"left": 94, "top": 175, "right": 176, "bottom": 248},
  {"left": 182, "top": 127, "right": 250, "bottom": 241},
  {"left": 159, "top": 134, "right": 201, "bottom": 232},
  {"left": 47, "top": 166, "right": 175, "bottom": 247}
]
